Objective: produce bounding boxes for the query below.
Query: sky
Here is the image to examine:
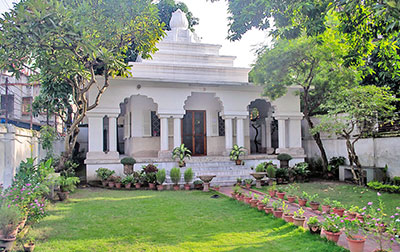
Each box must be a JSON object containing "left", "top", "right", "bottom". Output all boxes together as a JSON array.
[{"left": 0, "top": 0, "right": 270, "bottom": 67}]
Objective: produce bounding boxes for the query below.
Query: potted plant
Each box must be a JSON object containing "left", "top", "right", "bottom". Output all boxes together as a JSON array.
[
  {"left": 23, "top": 236, "right": 35, "bottom": 252},
  {"left": 272, "top": 200, "right": 283, "bottom": 218},
  {"left": 193, "top": 180, "right": 203, "bottom": 190},
  {"left": 95, "top": 168, "right": 115, "bottom": 187},
  {"left": 232, "top": 186, "right": 240, "bottom": 199},
  {"left": 277, "top": 153, "right": 292, "bottom": 168},
  {"left": 293, "top": 162, "right": 310, "bottom": 182},
  {"left": 286, "top": 184, "right": 298, "bottom": 203},
  {"left": 183, "top": 168, "right": 194, "bottom": 190},
  {"left": 229, "top": 144, "right": 246, "bottom": 165},
  {"left": 275, "top": 167, "right": 289, "bottom": 184},
  {"left": 293, "top": 208, "right": 306, "bottom": 227},
  {"left": 142, "top": 164, "right": 158, "bottom": 189},
  {"left": 276, "top": 186, "right": 286, "bottom": 200},
  {"left": 268, "top": 182, "right": 277, "bottom": 197},
  {"left": 172, "top": 144, "right": 191, "bottom": 167},
  {"left": 108, "top": 176, "right": 116, "bottom": 188},
  {"left": 0, "top": 205, "right": 22, "bottom": 251},
  {"left": 214, "top": 185, "right": 221, "bottom": 191},
  {"left": 236, "top": 178, "right": 242, "bottom": 186},
  {"left": 343, "top": 217, "right": 366, "bottom": 252},
  {"left": 266, "top": 164, "right": 276, "bottom": 184},
  {"left": 322, "top": 198, "right": 331, "bottom": 214},
  {"left": 56, "top": 175, "right": 80, "bottom": 201},
  {"left": 309, "top": 193, "right": 320, "bottom": 211},
  {"left": 346, "top": 205, "right": 359, "bottom": 219},
  {"left": 298, "top": 191, "right": 309, "bottom": 207},
  {"left": 114, "top": 176, "right": 122, "bottom": 189},
  {"left": 262, "top": 196, "right": 273, "bottom": 214},
  {"left": 307, "top": 216, "right": 322, "bottom": 235},
  {"left": 250, "top": 194, "right": 259, "bottom": 208},
  {"left": 282, "top": 201, "right": 293, "bottom": 223},
  {"left": 120, "top": 157, "right": 136, "bottom": 175},
  {"left": 170, "top": 167, "right": 181, "bottom": 190},
  {"left": 322, "top": 214, "right": 343, "bottom": 243},
  {"left": 256, "top": 195, "right": 265, "bottom": 211},
  {"left": 244, "top": 179, "right": 253, "bottom": 189},
  {"left": 156, "top": 169, "right": 166, "bottom": 190},
  {"left": 122, "top": 175, "right": 134, "bottom": 189},
  {"left": 331, "top": 200, "right": 345, "bottom": 217},
  {"left": 244, "top": 192, "right": 252, "bottom": 204}
]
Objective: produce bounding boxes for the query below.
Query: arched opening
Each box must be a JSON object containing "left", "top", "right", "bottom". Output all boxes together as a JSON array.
[{"left": 247, "top": 99, "right": 277, "bottom": 154}]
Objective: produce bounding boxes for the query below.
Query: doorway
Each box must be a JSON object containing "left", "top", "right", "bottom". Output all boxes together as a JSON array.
[{"left": 182, "top": 110, "right": 206, "bottom": 156}]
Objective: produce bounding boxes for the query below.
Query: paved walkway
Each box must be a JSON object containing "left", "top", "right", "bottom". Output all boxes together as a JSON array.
[{"left": 218, "top": 186, "right": 400, "bottom": 252}]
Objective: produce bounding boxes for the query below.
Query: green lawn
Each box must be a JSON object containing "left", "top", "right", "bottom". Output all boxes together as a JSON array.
[
  {"left": 256, "top": 181, "right": 400, "bottom": 215},
  {"left": 27, "top": 188, "right": 345, "bottom": 252}
]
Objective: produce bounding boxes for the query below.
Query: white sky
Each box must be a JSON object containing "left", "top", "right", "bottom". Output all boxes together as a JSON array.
[{"left": 0, "top": 0, "right": 270, "bottom": 67}]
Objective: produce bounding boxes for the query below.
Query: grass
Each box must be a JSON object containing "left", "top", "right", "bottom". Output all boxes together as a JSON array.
[
  {"left": 256, "top": 181, "right": 400, "bottom": 215},
  {"left": 26, "top": 188, "right": 345, "bottom": 252}
]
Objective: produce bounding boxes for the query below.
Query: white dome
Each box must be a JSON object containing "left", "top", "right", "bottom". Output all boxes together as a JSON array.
[{"left": 169, "top": 9, "right": 188, "bottom": 30}]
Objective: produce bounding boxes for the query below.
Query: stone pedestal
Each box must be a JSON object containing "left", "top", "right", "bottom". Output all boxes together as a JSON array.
[
  {"left": 255, "top": 180, "right": 262, "bottom": 188},
  {"left": 203, "top": 182, "right": 210, "bottom": 192}
]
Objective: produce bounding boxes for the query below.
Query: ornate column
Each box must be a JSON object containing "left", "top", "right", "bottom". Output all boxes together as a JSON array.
[
  {"left": 265, "top": 117, "right": 273, "bottom": 154},
  {"left": 173, "top": 115, "right": 183, "bottom": 148},
  {"left": 274, "top": 115, "right": 288, "bottom": 153},
  {"left": 236, "top": 116, "right": 245, "bottom": 147},
  {"left": 108, "top": 115, "right": 118, "bottom": 153},
  {"left": 159, "top": 115, "right": 170, "bottom": 157},
  {"left": 87, "top": 115, "right": 104, "bottom": 154},
  {"left": 288, "top": 114, "right": 304, "bottom": 155},
  {"left": 223, "top": 116, "right": 233, "bottom": 153}
]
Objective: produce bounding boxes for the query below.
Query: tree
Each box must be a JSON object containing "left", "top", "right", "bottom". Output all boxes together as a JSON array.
[
  {"left": 0, "top": 0, "right": 165, "bottom": 169},
  {"left": 250, "top": 22, "right": 358, "bottom": 172},
  {"left": 313, "top": 85, "right": 398, "bottom": 185},
  {"left": 156, "top": 0, "right": 199, "bottom": 32}
]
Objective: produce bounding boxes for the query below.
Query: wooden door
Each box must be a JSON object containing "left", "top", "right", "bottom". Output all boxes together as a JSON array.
[{"left": 182, "top": 110, "right": 206, "bottom": 156}]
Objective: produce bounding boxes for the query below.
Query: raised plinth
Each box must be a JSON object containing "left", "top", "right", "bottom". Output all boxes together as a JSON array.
[
  {"left": 250, "top": 172, "right": 267, "bottom": 188},
  {"left": 198, "top": 175, "right": 216, "bottom": 192}
]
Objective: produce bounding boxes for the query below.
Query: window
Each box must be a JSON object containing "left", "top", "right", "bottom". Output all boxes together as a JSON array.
[
  {"left": 22, "top": 97, "right": 33, "bottom": 115},
  {"left": 151, "top": 111, "right": 160, "bottom": 137},
  {"left": 0, "top": 95, "right": 14, "bottom": 116},
  {"left": 218, "top": 113, "right": 225, "bottom": 136}
]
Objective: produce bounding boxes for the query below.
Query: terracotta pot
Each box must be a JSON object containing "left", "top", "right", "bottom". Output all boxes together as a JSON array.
[
  {"left": 0, "top": 236, "right": 16, "bottom": 251},
  {"left": 272, "top": 209, "right": 283, "bottom": 218},
  {"left": 287, "top": 195, "right": 296, "bottom": 203},
  {"left": 321, "top": 205, "right": 331, "bottom": 214},
  {"left": 239, "top": 195, "right": 245, "bottom": 202},
  {"left": 101, "top": 181, "right": 108, "bottom": 187},
  {"left": 308, "top": 224, "right": 321, "bottom": 235},
  {"left": 277, "top": 192, "right": 286, "bottom": 200},
  {"left": 194, "top": 184, "right": 203, "bottom": 190},
  {"left": 298, "top": 198, "right": 307, "bottom": 207},
  {"left": 250, "top": 199, "right": 258, "bottom": 208},
  {"left": 257, "top": 203, "right": 265, "bottom": 211},
  {"left": 184, "top": 184, "right": 191, "bottom": 191},
  {"left": 283, "top": 214, "right": 293, "bottom": 223},
  {"left": 264, "top": 207, "right": 273, "bottom": 214},
  {"left": 324, "top": 230, "right": 342, "bottom": 243},
  {"left": 346, "top": 235, "right": 366, "bottom": 252},
  {"left": 293, "top": 217, "right": 306, "bottom": 227},
  {"left": 231, "top": 192, "right": 237, "bottom": 198},
  {"left": 179, "top": 161, "right": 186, "bottom": 167},
  {"left": 115, "top": 182, "right": 122, "bottom": 189},
  {"left": 309, "top": 202, "right": 320, "bottom": 211},
  {"left": 268, "top": 190, "right": 276, "bottom": 197},
  {"left": 333, "top": 208, "right": 345, "bottom": 217},
  {"left": 173, "top": 185, "right": 180, "bottom": 191},
  {"left": 245, "top": 184, "right": 251, "bottom": 189},
  {"left": 235, "top": 160, "right": 242, "bottom": 165},
  {"left": 149, "top": 183, "right": 155, "bottom": 190},
  {"left": 356, "top": 214, "right": 364, "bottom": 222},
  {"left": 124, "top": 183, "right": 132, "bottom": 189},
  {"left": 244, "top": 197, "right": 252, "bottom": 204},
  {"left": 347, "top": 212, "right": 357, "bottom": 219},
  {"left": 108, "top": 182, "right": 115, "bottom": 188},
  {"left": 157, "top": 184, "right": 164, "bottom": 191},
  {"left": 23, "top": 243, "right": 35, "bottom": 252},
  {"left": 135, "top": 183, "right": 141, "bottom": 189},
  {"left": 57, "top": 191, "right": 69, "bottom": 201},
  {"left": 214, "top": 187, "right": 220, "bottom": 192},
  {"left": 18, "top": 216, "right": 27, "bottom": 231}
]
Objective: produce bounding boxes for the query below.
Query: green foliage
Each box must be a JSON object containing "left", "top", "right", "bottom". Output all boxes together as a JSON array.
[
  {"left": 271, "top": 199, "right": 282, "bottom": 210},
  {"left": 367, "top": 181, "right": 400, "bottom": 193},
  {"left": 156, "top": 169, "right": 166, "bottom": 185},
  {"left": 331, "top": 200, "right": 345, "bottom": 209},
  {"left": 276, "top": 167, "right": 288, "bottom": 179},
  {"left": 172, "top": 144, "right": 192, "bottom": 163},
  {"left": 39, "top": 126, "right": 57, "bottom": 157},
  {"left": 261, "top": 196, "right": 271, "bottom": 206},
  {"left": 244, "top": 179, "right": 253, "bottom": 185},
  {"left": 121, "top": 157, "right": 136, "bottom": 165},
  {"left": 266, "top": 164, "right": 276, "bottom": 178},
  {"left": 0, "top": 205, "right": 22, "bottom": 238},
  {"left": 57, "top": 176, "right": 80, "bottom": 192},
  {"left": 309, "top": 193, "right": 319, "bottom": 203},
  {"left": 328, "top": 156, "right": 346, "bottom": 169},
  {"left": 183, "top": 168, "right": 194, "bottom": 183},
  {"left": 300, "top": 191, "right": 309, "bottom": 200},
  {"left": 122, "top": 175, "right": 135, "bottom": 185},
  {"left": 95, "top": 168, "right": 115, "bottom": 181},
  {"left": 393, "top": 176, "right": 400, "bottom": 185},
  {"left": 277, "top": 153, "right": 292, "bottom": 161},
  {"left": 322, "top": 214, "right": 343, "bottom": 233},
  {"left": 255, "top": 162, "right": 266, "bottom": 172},
  {"left": 322, "top": 198, "right": 331, "bottom": 206},
  {"left": 293, "top": 208, "right": 305, "bottom": 218},
  {"left": 156, "top": 0, "right": 199, "bottom": 32},
  {"left": 294, "top": 162, "right": 310, "bottom": 176},
  {"left": 229, "top": 144, "right": 246, "bottom": 161},
  {"left": 170, "top": 167, "right": 181, "bottom": 185},
  {"left": 307, "top": 216, "right": 320, "bottom": 226}
]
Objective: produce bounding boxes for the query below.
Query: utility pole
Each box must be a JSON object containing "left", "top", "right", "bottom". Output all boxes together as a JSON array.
[{"left": 5, "top": 77, "right": 9, "bottom": 124}]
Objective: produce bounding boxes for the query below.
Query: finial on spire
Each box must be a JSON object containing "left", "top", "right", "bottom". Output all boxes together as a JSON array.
[{"left": 169, "top": 9, "right": 188, "bottom": 30}]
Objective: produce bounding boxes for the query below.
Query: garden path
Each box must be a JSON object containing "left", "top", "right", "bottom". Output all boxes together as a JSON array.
[{"left": 218, "top": 186, "right": 400, "bottom": 252}]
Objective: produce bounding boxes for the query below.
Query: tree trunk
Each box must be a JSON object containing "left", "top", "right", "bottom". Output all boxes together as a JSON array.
[
  {"left": 344, "top": 136, "right": 363, "bottom": 185},
  {"left": 304, "top": 114, "right": 329, "bottom": 172}
]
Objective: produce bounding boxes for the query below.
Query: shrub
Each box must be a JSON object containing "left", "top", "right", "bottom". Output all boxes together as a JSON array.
[
  {"left": 0, "top": 205, "right": 22, "bottom": 238},
  {"left": 96, "top": 168, "right": 115, "bottom": 181},
  {"left": 193, "top": 180, "right": 203, "bottom": 185},
  {"left": 276, "top": 167, "right": 288, "bottom": 179},
  {"left": 229, "top": 144, "right": 246, "bottom": 161},
  {"left": 57, "top": 176, "right": 80, "bottom": 192},
  {"left": 331, "top": 200, "right": 345, "bottom": 209},
  {"left": 277, "top": 153, "right": 292, "bottom": 161},
  {"left": 170, "top": 167, "right": 181, "bottom": 185},
  {"left": 307, "top": 216, "right": 320, "bottom": 226},
  {"left": 156, "top": 169, "right": 166, "bottom": 184},
  {"left": 393, "top": 176, "right": 400, "bottom": 185},
  {"left": 266, "top": 164, "right": 276, "bottom": 178},
  {"left": 122, "top": 175, "right": 135, "bottom": 185},
  {"left": 255, "top": 162, "right": 266, "bottom": 172},
  {"left": 184, "top": 168, "right": 194, "bottom": 183},
  {"left": 294, "top": 162, "right": 310, "bottom": 176},
  {"left": 367, "top": 181, "right": 400, "bottom": 193},
  {"left": 121, "top": 157, "right": 136, "bottom": 165},
  {"left": 244, "top": 179, "right": 253, "bottom": 185},
  {"left": 142, "top": 164, "right": 158, "bottom": 174}
]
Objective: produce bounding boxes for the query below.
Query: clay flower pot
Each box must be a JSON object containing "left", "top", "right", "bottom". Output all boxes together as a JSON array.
[
  {"left": 346, "top": 235, "right": 366, "bottom": 252},
  {"left": 135, "top": 183, "right": 141, "bottom": 189},
  {"left": 101, "top": 181, "right": 108, "bottom": 187},
  {"left": 235, "top": 159, "right": 242, "bottom": 165},
  {"left": 276, "top": 192, "right": 286, "bottom": 200},
  {"left": 283, "top": 214, "right": 294, "bottom": 223},
  {"left": 268, "top": 190, "right": 276, "bottom": 197},
  {"left": 115, "top": 182, "right": 122, "bottom": 189},
  {"left": 287, "top": 195, "right": 296, "bottom": 203},
  {"left": 244, "top": 197, "right": 252, "bottom": 204},
  {"left": 108, "top": 182, "right": 115, "bottom": 188},
  {"left": 157, "top": 184, "right": 164, "bottom": 191},
  {"left": 0, "top": 236, "right": 16, "bottom": 251},
  {"left": 124, "top": 183, "right": 132, "bottom": 189},
  {"left": 148, "top": 183, "right": 155, "bottom": 190},
  {"left": 321, "top": 205, "right": 331, "bottom": 214},
  {"left": 346, "top": 212, "right": 357, "bottom": 219},
  {"left": 239, "top": 195, "right": 245, "bottom": 202},
  {"left": 298, "top": 198, "right": 307, "bottom": 207},
  {"left": 308, "top": 224, "right": 321, "bottom": 235},
  {"left": 333, "top": 207, "right": 345, "bottom": 217},
  {"left": 245, "top": 183, "right": 251, "bottom": 189},
  {"left": 272, "top": 209, "right": 283, "bottom": 218},
  {"left": 250, "top": 199, "right": 258, "bottom": 208},
  {"left": 173, "top": 185, "right": 180, "bottom": 191},
  {"left": 23, "top": 242, "right": 35, "bottom": 252},
  {"left": 293, "top": 217, "right": 306, "bottom": 227},
  {"left": 324, "top": 230, "right": 342, "bottom": 243},
  {"left": 309, "top": 202, "right": 320, "bottom": 211},
  {"left": 257, "top": 203, "right": 265, "bottom": 211},
  {"left": 264, "top": 207, "right": 273, "bottom": 214}
]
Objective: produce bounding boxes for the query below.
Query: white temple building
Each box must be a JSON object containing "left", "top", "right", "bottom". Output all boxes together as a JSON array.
[{"left": 84, "top": 10, "right": 305, "bottom": 184}]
